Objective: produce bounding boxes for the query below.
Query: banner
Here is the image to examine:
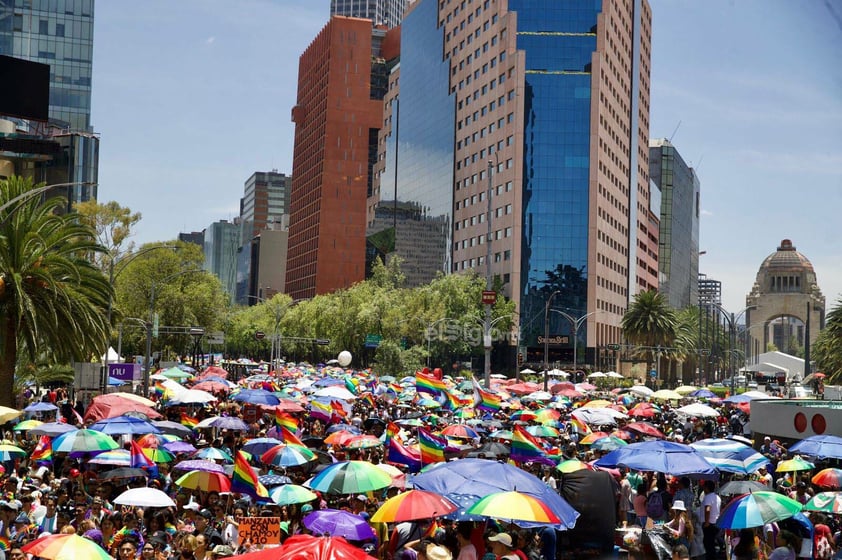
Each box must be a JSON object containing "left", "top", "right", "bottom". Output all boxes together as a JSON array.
[{"left": 238, "top": 517, "right": 282, "bottom": 545}]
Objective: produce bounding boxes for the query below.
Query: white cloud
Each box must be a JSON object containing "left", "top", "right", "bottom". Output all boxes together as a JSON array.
[
  {"left": 205, "top": 36, "right": 216, "bottom": 44},
  {"left": 700, "top": 209, "right": 713, "bottom": 217}
]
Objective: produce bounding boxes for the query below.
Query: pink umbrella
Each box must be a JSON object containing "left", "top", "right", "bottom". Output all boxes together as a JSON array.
[{"left": 193, "top": 380, "right": 230, "bottom": 393}]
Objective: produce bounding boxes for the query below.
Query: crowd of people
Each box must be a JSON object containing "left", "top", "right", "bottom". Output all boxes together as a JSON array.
[{"left": 0, "top": 363, "right": 839, "bottom": 560}]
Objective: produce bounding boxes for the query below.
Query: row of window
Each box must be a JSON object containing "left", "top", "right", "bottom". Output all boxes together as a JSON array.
[{"left": 454, "top": 226, "right": 513, "bottom": 250}]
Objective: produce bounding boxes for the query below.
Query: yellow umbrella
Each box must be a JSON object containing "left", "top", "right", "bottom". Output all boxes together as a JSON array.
[
  {"left": 0, "top": 406, "right": 23, "bottom": 424},
  {"left": 674, "top": 385, "right": 699, "bottom": 395},
  {"left": 651, "top": 389, "right": 683, "bottom": 401},
  {"left": 13, "top": 419, "right": 43, "bottom": 431},
  {"left": 581, "top": 399, "right": 613, "bottom": 408}
]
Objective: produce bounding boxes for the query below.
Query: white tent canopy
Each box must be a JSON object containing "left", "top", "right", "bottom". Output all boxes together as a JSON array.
[{"left": 101, "top": 346, "right": 121, "bottom": 363}]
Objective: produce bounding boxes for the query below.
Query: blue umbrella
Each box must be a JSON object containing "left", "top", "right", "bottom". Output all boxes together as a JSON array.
[
  {"left": 89, "top": 416, "right": 162, "bottom": 435},
  {"left": 326, "top": 423, "right": 361, "bottom": 435},
  {"left": 313, "top": 378, "right": 344, "bottom": 388},
  {"left": 259, "top": 474, "right": 293, "bottom": 487},
  {"left": 722, "top": 394, "right": 753, "bottom": 404},
  {"left": 411, "top": 458, "right": 579, "bottom": 529},
  {"left": 232, "top": 389, "right": 280, "bottom": 406},
  {"left": 108, "top": 376, "right": 127, "bottom": 386},
  {"left": 242, "top": 438, "right": 284, "bottom": 456},
  {"left": 440, "top": 493, "right": 485, "bottom": 522},
  {"left": 789, "top": 435, "right": 842, "bottom": 460},
  {"left": 303, "top": 509, "right": 376, "bottom": 540},
  {"left": 29, "top": 422, "right": 78, "bottom": 437},
  {"left": 689, "top": 389, "right": 716, "bottom": 398},
  {"left": 594, "top": 440, "right": 717, "bottom": 477},
  {"left": 24, "top": 402, "right": 58, "bottom": 413},
  {"left": 151, "top": 421, "right": 193, "bottom": 437},
  {"left": 203, "top": 416, "right": 251, "bottom": 431}
]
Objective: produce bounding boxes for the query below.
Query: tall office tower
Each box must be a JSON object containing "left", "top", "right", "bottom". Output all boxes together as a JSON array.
[
  {"left": 236, "top": 171, "right": 292, "bottom": 304},
  {"left": 0, "top": 0, "right": 98, "bottom": 204},
  {"left": 650, "top": 139, "right": 700, "bottom": 309},
  {"left": 331, "top": 0, "right": 410, "bottom": 28},
  {"left": 286, "top": 17, "right": 396, "bottom": 300},
  {"left": 698, "top": 273, "right": 722, "bottom": 307},
  {"left": 368, "top": 0, "right": 656, "bottom": 371},
  {"left": 203, "top": 220, "right": 240, "bottom": 303}
]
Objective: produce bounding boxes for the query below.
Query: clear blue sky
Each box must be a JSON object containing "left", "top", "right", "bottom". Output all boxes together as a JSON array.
[{"left": 90, "top": 0, "right": 842, "bottom": 314}]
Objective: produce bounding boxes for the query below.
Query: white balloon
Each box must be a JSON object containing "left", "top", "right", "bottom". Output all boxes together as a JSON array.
[{"left": 337, "top": 351, "right": 352, "bottom": 367}]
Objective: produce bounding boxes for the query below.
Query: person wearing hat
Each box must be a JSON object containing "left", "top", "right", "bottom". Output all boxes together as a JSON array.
[
  {"left": 487, "top": 533, "right": 518, "bottom": 560},
  {"left": 194, "top": 509, "right": 224, "bottom": 547},
  {"left": 666, "top": 500, "right": 693, "bottom": 549},
  {"left": 756, "top": 465, "right": 773, "bottom": 489},
  {"left": 211, "top": 544, "right": 235, "bottom": 558}
]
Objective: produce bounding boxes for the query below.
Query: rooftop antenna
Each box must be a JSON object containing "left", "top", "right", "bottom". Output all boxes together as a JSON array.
[{"left": 668, "top": 120, "right": 681, "bottom": 143}]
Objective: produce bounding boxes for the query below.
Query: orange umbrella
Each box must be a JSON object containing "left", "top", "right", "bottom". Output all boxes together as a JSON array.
[{"left": 324, "top": 431, "right": 356, "bottom": 446}]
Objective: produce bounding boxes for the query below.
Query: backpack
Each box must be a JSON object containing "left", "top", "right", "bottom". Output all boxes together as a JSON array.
[{"left": 646, "top": 491, "right": 665, "bottom": 519}]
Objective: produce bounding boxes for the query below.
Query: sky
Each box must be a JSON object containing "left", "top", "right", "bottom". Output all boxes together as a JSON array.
[{"left": 90, "top": 0, "right": 842, "bottom": 314}]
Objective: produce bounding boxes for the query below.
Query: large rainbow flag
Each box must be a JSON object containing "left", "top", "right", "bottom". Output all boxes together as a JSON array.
[
  {"left": 231, "top": 451, "right": 269, "bottom": 499},
  {"left": 275, "top": 411, "right": 299, "bottom": 433},
  {"left": 511, "top": 425, "right": 555, "bottom": 466},
  {"left": 31, "top": 435, "right": 52, "bottom": 463},
  {"left": 387, "top": 438, "right": 422, "bottom": 472},
  {"left": 471, "top": 376, "right": 502, "bottom": 411},
  {"left": 418, "top": 428, "right": 446, "bottom": 463},
  {"left": 416, "top": 372, "right": 447, "bottom": 396}
]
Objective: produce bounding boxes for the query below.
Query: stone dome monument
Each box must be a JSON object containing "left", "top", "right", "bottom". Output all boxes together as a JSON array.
[{"left": 745, "top": 239, "right": 825, "bottom": 363}]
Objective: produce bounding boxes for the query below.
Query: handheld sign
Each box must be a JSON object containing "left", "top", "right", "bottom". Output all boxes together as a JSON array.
[{"left": 238, "top": 517, "right": 282, "bottom": 545}]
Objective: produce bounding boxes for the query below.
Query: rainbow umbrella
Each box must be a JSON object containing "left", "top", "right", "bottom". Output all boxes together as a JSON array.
[
  {"left": 261, "top": 444, "right": 316, "bottom": 468},
  {"left": 22, "top": 533, "right": 113, "bottom": 560},
  {"left": 371, "top": 490, "right": 457, "bottom": 523},
  {"left": 175, "top": 470, "right": 231, "bottom": 493},
  {"left": 441, "top": 425, "right": 480, "bottom": 439},
  {"left": 324, "top": 431, "right": 356, "bottom": 446},
  {"left": 0, "top": 443, "right": 27, "bottom": 461},
  {"left": 52, "top": 429, "right": 119, "bottom": 454},
  {"left": 308, "top": 460, "right": 393, "bottom": 495},
  {"left": 346, "top": 435, "right": 384, "bottom": 449},
  {"left": 803, "top": 491, "right": 842, "bottom": 514},
  {"left": 590, "top": 436, "right": 628, "bottom": 452},
  {"left": 534, "top": 408, "right": 561, "bottom": 425},
  {"left": 716, "top": 491, "right": 803, "bottom": 529},
  {"left": 775, "top": 455, "right": 815, "bottom": 473},
  {"left": 812, "top": 468, "right": 842, "bottom": 490},
  {"left": 13, "top": 419, "right": 43, "bottom": 431},
  {"left": 89, "top": 449, "right": 131, "bottom": 466},
  {"left": 525, "top": 425, "right": 560, "bottom": 438},
  {"left": 580, "top": 432, "right": 611, "bottom": 445},
  {"left": 270, "top": 484, "right": 318, "bottom": 506},
  {"left": 556, "top": 459, "right": 593, "bottom": 474},
  {"left": 465, "top": 491, "right": 561, "bottom": 523}
]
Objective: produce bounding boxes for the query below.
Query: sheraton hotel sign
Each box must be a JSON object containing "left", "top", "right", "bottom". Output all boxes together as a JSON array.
[{"left": 537, "top": 335, "right": 570, "bottom": 345}]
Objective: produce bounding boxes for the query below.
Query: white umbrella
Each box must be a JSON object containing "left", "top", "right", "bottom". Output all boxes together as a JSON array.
[
  {"left": 313, "top": 386, "right": 357, "bottom": 400},
  {"left": 490, "top": 374, "right": 509, "bottom": 379},
  {"left": 676, "top": 403, "right": 720, "bottom": 418},
  {"left": 629, "top": 385, "right": 654, "bottom": 397},
  {"left": 742, "top": 390, "right": 779, "bottom": 400},
  {"left": 548, "top": 368, "right": 569, "bottom": 377},
  {"left": 572, "top": 407, "right": 627, "bottom": 426},
  {"left": 587, "top": 372, "right": 606, "bottom": 378},
  {"left": 113, "top": 487, "right": 176, "bottom": 508},
  {"left": 169, "top": 389, "right": 217, "bottom": 404},
  {"left": 519, "top": 368, "right": 536, "bottom": 375},
  {"left": 605, "top": 371, "right": 624, "bottom": 379},
  {"left": 523, "top": 391, "right": 552, "bottom": 401}
]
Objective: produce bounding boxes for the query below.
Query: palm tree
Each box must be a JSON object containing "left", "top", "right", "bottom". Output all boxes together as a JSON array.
[
  {"left": 0, "top": 176, "right": 112, "bottom": 408},
  {"left": 621, "top": 290, "right": 678, "bottom": 384},
  {"left": 814, "top": 298, "right": 842, "bottom": 383}
]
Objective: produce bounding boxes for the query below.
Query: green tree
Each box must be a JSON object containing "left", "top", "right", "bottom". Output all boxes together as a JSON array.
[
  {"left": 814, "top": 298, "right": 842, "bottom": 383},
  {"left": 75, "top": 199, "right": 142, "bottom": 275},
  {"left": 621, "top": 290, "right": 678, "bottom": 385},
  {"left": 0, "top": 176, "right": 112, "bottom": 407}
]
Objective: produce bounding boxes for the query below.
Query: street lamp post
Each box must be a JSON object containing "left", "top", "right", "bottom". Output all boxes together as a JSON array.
[
  {"left": 551, "top": 309, "right": 598, "bottom": 376},
  {"left": 483, "top": 159, "right": 494, "bottom": 387},
  {"left": 543, "top": 291, "right": 561, "bottom": 391},
  {"left": 708, "top": 303, "right": 755, "bottom": 396}
]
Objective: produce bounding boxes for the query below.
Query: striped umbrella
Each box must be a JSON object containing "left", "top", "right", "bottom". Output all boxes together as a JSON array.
[
  {"left": 0, "top": 444, "right": 27, "bottom": 461},
  {"left": 465, "top": 491, "right": 561, "bottom": 523},
  {"left": 812, "top": 468, "right": 842, "bottom": 490},
  {"left": 690, "top": 439, "right": 770, "bottom": 475},
  {"left": 52, "top": 429, "right": 119, "bottom": 453},
  {"left": 142, "top": 447, "right": 175, "bottom": 463},
  {"left": 192, "top": 447, "right": 233, "bottom": 463},
  {"left": 775, "top": 455, "right": 815, "bottom": 473},
  {"left": 270, "top": 484, "right": 318, "bottom": 506},
  {"left": 346, "top": 435, "right": 385, "bottom": 449},
  {"left": 261, "top": 444, "right": 316, "bottom": 468},
  {"left": 803, "top": 491, "right": 842, "bottom": 514},
  {"left": 175, "top": 470, "right": 231, "bottom": 493},
  {"left": 89, "top": 449, "right": 131, "bottom": 466},
  {"left": 525, "top": 425, "right": 560, "bottom": 438},
  {"left": 717, "top": 491, "right": 803, "bottom": 529},
  {"left": 441, "top": 425, "right": 480, "bottom": 439},
  {"left": 591, "top": 436, "right": 628, "bottom": 452},
  {"left": 371, "top": 490, "right": 457, "bottom": 523},
  {"left": 22, "top": 533, "right": 112, "bottom": 560},
  {"left": 308, "top": 460, "right": 392, "bottom": 495},
  {"left": 13, "top": 419, "right": 43, "bottom": 431},
  {"left": 556, "top": 459, "right": 594, "bottom": 473}
]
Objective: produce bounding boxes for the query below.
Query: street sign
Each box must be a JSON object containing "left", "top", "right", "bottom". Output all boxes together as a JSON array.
[
  {"left": 364, "top": 334, "right": 381, "bottom": 348},
  {"left": 482, "top": 290, "right": 497, "bottom": 305},
  {"left": 207, "top": 331, "right": 225, "bottom": 345},
  {"left": 315, "top": 339, "right": 330, "bottom": 346},
  {"left": 650, "top": 369, "right": 657, "bottom": 377},
  {"left": 255, "top": 331, "right": 265, "bottom": 340}
]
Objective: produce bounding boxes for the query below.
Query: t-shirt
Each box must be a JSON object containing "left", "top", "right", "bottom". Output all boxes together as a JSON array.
[
  {"left": 699, "top": 492, "right": 720, "bottom": 524},
  {"left": 457, "top": 543, "right": 477, "bottom": 560}
]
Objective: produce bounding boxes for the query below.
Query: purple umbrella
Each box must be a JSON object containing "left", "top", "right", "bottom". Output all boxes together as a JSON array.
[
  {"left": 172, "top": 459, "right": 226, "bottom": 474},
  {"left": 303, "top": 509, "right": 376, "bottom": 540},
  {"left": 163, "top": 441, "right": 197, "bottom": 454},
  {"left": 206, "top": 417, "right": 251, "bottom": 431},
  {"left": 29, "top": 422, "right": 78, "bottom": 437},
  {"left": 231, "top": 389, "right": 280, "bottom": 406}
]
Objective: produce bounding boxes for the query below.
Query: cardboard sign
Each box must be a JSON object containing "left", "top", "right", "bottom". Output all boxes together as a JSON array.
[{"left": 238, "top": 517, "right": 282, "bottom": 545}]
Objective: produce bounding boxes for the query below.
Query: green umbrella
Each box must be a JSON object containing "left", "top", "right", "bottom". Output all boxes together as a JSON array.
[
  {"left": 717, "top": 491, "right": 803, "bottom": 529},
  {"left": 309, "top": 461, "right": 392, "bottom": 495},
  {"left": 52, "top": 429, "right": 119, "bottom": 453},
  {"left": 775, "top": 455, "right": 815, "bottom": 473},
  {"left": 591, "top": 436, "right": 628, "bottom": 452},
  {"left": 270, "top": 484, "right": 318, "bottom": 506},
  {"left": 803, "top": 491, "right": 842, "bottom": 514},
  {"left": 557, "top": 459, "right": 592, "bottom": 473}
]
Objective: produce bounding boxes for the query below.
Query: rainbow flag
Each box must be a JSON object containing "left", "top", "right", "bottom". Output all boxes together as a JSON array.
[
  {"left": 569, "top": 417, "right": 591, "bottom": 435},
  {"left": 0, "top": 536, "right": 10, "bottom": 551},
  {"left": 31, "top": 435, "right": 52, "bottom": 463},
  {"left": 180, "top": 412, "right": 199, "bottom": 428},
  {"left": 310, "top": 400, "right": 332, "bottom": 423},
  {"left": 387, "top": 438, "right": 422, "bottom": 472},
  {"left": 444, "top": 390, "right": 470, "bottom": 411},
  {"left": 330, "top": 400, "right": 348, "bottom": 419},
  {"left": 130, "top": 441, "right": 159, "bottom": 478},
  {"left": 231, "top": 451, "right": 269, "bottom": 499},
  {"left": 359, "top": 392, "right": 376, "bottom": 409},
  {"left": 279, "top": 425, "right": 306, "bottom": 447},
  {"left": 275, "top": 411, "right": 299, "bottom": 433},
  {"left": 471, "top": 376, "right": 502, "bottom": 411},
  {"left": 152, "top": 382, "right": 166, "bottom": 399},
  {"left": 416, "top": 372, "right": 447, "bottom": 396},
  {"left": 389, "top": 382, "right": 403, "bottom": 394},
  {"left": 385, "top": 422, "right": 401, "bottom": 443},
  {"left": 511, "top": 425, "right": 554, "bottom": 466},
  {"left": 418, "top": 428, "right": 446, "bottom": 463}
]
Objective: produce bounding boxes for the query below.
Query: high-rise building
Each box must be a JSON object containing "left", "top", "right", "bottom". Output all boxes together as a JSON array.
[
  {"left": 650, "top": 139, "right": 700, "bottom": 309},
  {"left": 236, "top": 171, "right": 291, "bottom": 304},
  {"left": 203, "top": 220, "right": 240, "bottom": 302},
  {"left": 698, "top": 273, "right": 722, "bottom": 307},
  {"left": 286, "top": 17, "right": 397, "bottom": 300},
  {"left": 331, "top": 0, "right": 410, "bottom": 28},
  {"left": 0, "top": 0, "right": 98, "bottom": 205},
  {"left": 368, "top": 0, "right": 656, "bottom": 371},
  {"left": 178, "top": 231, "right": 204, "bottom": 246}
]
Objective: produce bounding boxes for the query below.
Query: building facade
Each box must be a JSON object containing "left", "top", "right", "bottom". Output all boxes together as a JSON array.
[
  {"left": 236, "top": 171, "right": 291, "bottom": 305},
  {"left": 331, "top": 0, "right": 410, "bottom": 28},
  {"left": 0, "top": 0, "right": 98, "bottom": 205},
  {"left": 650, "top": 138, "right": 700, "bottom": 309},
  {"left": 203, "top": 220, "right": 240, "bottom": 302},
  {"left": 287, "top": 17, "right": 393, "bottom": 300},
  {"left": 368, "top": 0, "right": 656, "bottom": 370}
]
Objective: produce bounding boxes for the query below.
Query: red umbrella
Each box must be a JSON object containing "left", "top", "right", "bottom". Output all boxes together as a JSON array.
[
  {"left": 506, "top": 382, "right": 541, "bottom": 395},
  {"left": 550, "top": 382, "right": 576, "bottom": 394},
  {"left": 629, "top": 403, "right": 659, "bottom": 418},
  {"left": 230, "top": 535, "right": 376, "bottom": 560},
  {"left": 84, "top": 399, "right": 161, "bottom": 423},
  {"left": 275, "top": 400, "right": 306, "bottom": 413},
  {"left": 557, "top": 389, "right": 584, "bottom": 398},
  {"left": 199, "top": 365, "right": 229, "bottom": 379},
  {"left": 624, "top": 421, "right": 666, "bottom": 439},
  {"left": 193, "top": 380, "right": 230, "bottom": 393}
]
